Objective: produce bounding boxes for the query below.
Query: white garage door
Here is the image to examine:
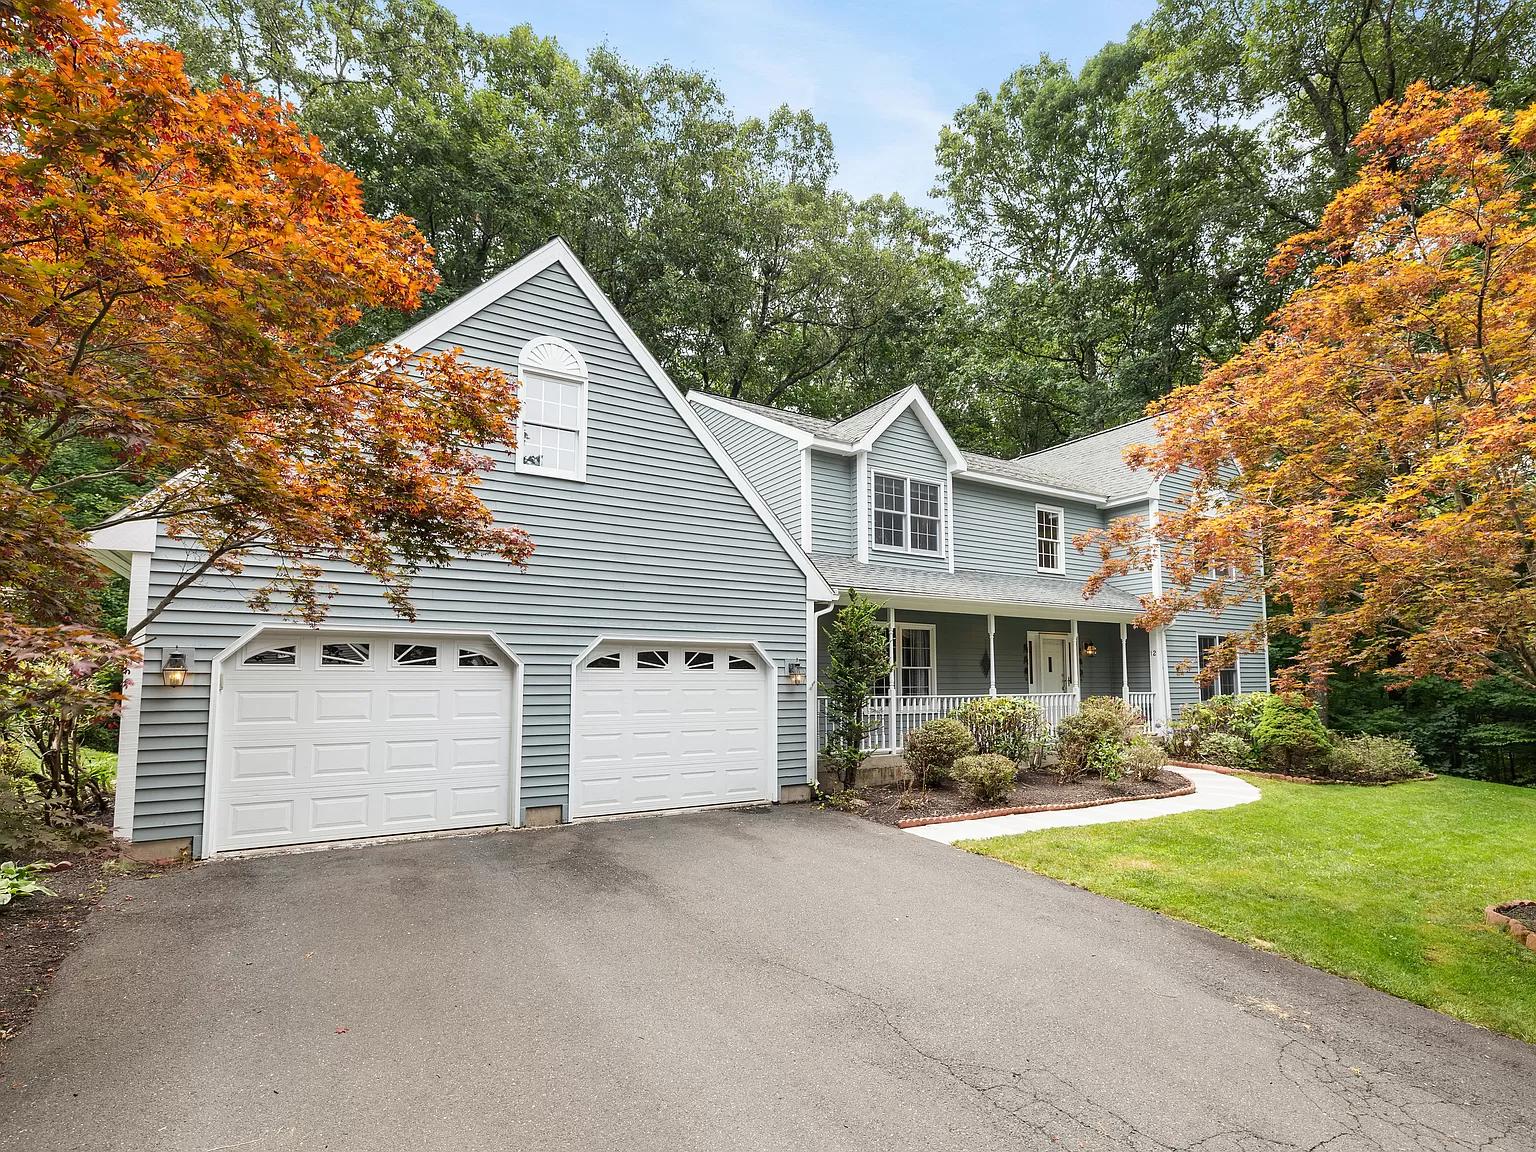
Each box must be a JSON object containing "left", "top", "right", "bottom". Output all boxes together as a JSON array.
[
  {"left": 212, "top": 633, "right": 514, "bottom": 852},
  {"left": 570, "top": 642, "right": 772, "bottom": 818}
]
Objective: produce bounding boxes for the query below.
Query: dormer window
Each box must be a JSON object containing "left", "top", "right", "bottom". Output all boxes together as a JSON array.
[
  {"left": 1035, "top": 505, "right": 1065, "bottom": 574},
  {"left": 873, "top": 473, "right": 941, "bottom": 554},
  {"left": 516, "top": 336, "right": 588, "bottom": 481}
]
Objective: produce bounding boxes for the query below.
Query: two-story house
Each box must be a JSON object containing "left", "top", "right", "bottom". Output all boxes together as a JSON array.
[
  {"left": 91, "top": 239, "right": 1265, "bottom": 860},
  {"left": 688, "top": 387, "right": 1270, "bottom": 755}
]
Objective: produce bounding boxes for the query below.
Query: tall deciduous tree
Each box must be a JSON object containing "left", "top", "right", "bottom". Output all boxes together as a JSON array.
[
  {"left": 1086, "top": 85, "right": 1536, "bottom": 694},
  {"left": 1, "top": 0, "right": 533, "bottom": 676}
]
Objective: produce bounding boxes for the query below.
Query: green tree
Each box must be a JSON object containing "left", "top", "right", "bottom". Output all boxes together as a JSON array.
[{"left": 818, "top": 591, "right": 892, "bottom": 789}]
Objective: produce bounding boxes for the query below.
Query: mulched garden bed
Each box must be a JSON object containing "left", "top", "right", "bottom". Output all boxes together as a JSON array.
[
  {"left": 833, "top": 768, "right": 1193, "bottom": 829},
  {"left": 1486, "top": 902, "right": 1536, "bottom": 951}
]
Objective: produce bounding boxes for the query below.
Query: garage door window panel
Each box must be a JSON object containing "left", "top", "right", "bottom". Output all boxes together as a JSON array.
[
  {"left": 243, "top": 645, "right": 296, "bottom": 667},
  {"left": 394, "top": 643, "right": 438, "bottom": 667},
  {"left": 321, "top": 642, "right": 370, "bottom": 667}
]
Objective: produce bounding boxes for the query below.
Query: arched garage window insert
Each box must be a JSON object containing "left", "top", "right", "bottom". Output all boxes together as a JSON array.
[{"left": 516, "top": 335, "right": 588, "bottom": 481}]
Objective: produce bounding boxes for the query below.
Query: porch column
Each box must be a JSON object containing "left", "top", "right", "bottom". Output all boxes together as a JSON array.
[
  {"left": 987, "top": 614, "right": 997, "bottom": 696},
  {"left": 1069, "top": 618, "right": 1081, "bottom": 702},
  {"left": 886, "top": 606, "right": 898, "bottom": 752},
  {"left": 1119, "top": 622, "right": 1129, "bottom": 703}
]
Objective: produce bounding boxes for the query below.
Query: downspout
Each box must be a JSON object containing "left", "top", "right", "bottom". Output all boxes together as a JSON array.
[{"left": 807, "top": 599, "right": 836, "bottom": 783}]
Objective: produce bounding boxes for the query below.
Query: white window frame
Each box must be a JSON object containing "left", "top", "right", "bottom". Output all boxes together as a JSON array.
[
  {"left": 515, "top": 335, "right": 589, "bottom": 482},
  {"left": 1197, "top": 634, "right": 1239, "bottom": 700},
  {"left": 870, "top": 472, "right": 944, "bottom": 557},
  {"left": 1035, "top": 503, "right": 1066, "bottom": 575}
]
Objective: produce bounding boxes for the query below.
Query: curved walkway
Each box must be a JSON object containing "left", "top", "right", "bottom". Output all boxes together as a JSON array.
[{"left": 906, "top": 764, "right": 1261, "bottom": 844}]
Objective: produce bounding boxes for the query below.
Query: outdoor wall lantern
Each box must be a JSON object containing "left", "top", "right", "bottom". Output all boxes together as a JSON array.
[
  {"left": 786, "top": 661, "right": 806, "bottom": 685},
  {"left": 1080, "top": 642, "right": 1098, "bottom": 659},
  {"left": 161, "top": 650, "right": 188, "bottom": 688}
]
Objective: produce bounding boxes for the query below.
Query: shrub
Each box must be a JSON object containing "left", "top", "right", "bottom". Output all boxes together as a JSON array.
[
  {"left": 1327, "top": 735, "right": 1424, "bottom": 783},
  {"left": 1167, "top": 693, "right": 1271, "bottom": 757},
  {"left": 947, "top": 697, "right": 1048, "bottom": 765},
  {"left": 955, "top": 754, "right": 1019, "bottom": 804},
  {"left": 1251, "top": 694, "right": 1332, "bottom": 776},
  {"left": 818, "top": 590, "right": 892, "bottom": 788},
  {"left": 1124, "top": 736, "right": 1167, "bottom": 782},
  {"left": 1055, "top": 697, "right": 1144, "bottom": 781},
  {"left": 903, "top": 718, "right": 975, "bottom": 789},
  {"left": 0, "top": 860, "right": 56, "bottom": 908},
  {"left": 1195, "top": 731, "right": 1253, "bottom": 769}
]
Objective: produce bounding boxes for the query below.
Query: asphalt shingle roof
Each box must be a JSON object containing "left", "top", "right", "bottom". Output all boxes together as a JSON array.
[
  {"left": 811, "top": 554, "right": 1142, "bottom": 613},
  {"left": 697, "top": 393, "right": 1158, "bottom": 502}
]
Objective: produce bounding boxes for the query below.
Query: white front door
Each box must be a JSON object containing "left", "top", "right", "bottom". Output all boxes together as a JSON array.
[
  {"left": 213, "top": 633, "right": 514, "bottom": 852},
  {"left": 570, "top": 642, "right": 772, "bottom": 818},
  {"left": 1037, "top": 634, "right": 1072, "bottom": 693}
]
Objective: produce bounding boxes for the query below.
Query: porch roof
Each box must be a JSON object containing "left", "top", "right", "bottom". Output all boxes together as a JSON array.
[{"left": 810, "top": 554, "right": 1143, "bottom": 615}]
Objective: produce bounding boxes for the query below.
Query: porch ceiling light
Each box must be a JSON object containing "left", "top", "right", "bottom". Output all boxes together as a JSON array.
[
  {"left": 1081, "top": 642, "right": 1098, "bottom": 659},
  {"left": 162, "top": 650, "right": 188, "bottom": 688},
  {"left": 787, "top": 661, "right": 806, "bottom": 686}
]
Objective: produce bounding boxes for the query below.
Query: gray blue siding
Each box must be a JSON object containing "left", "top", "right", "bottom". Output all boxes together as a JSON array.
[
  {"left": 866, "top": 410, "right": 949, "bottom": 570},
  {"left": 695, "top": 404, "right": 803, "bottom": 539},
  {"left": 809, "top": 449, "right": 855, "bottom": 555},
  {"left": 133, "top": 262, "right": 810, "bottom": 850},
  {"left": 1156, "top": 466, "right": 1270, "bottom": 714}
]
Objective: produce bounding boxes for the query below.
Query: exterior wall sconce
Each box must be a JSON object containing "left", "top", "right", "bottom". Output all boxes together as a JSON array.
[
  {"left": 786, "top": 661, "right": 806, "bottom": 686},
  {"left": 162, "top": 650, "right": 188, "bottom": 688},
  {"left": 1081, "top": 642, "right": 1098, "bottom": 659}
]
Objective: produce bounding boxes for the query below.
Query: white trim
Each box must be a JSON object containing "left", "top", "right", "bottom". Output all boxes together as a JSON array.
[
  {"left": 686, "top": 392, "right": 816, "bottom": 448},
  {"left": 1069, "top": 618, "right": 1080, "bottom": 697},
  {"left": 1119, "top": 621, "right": 1130, "bottom": 703},
  {"left": 955, "top": 468, "right": 1115, "bottom": 507},
  {"left": 514, "top": 335, "right": 589, "bottom": 482},
  {"left": 856, "top": 386, "right": 968, "bottom": 472},
  {"left": 944, "top": 474, "right": 956, "bottom": 573},
  {"left": 1034, "top": 503, "right": 1066, "bottom": 575},
  {"left": 869, "top": 471, "right": 945, "bottom": 560},
  {"left": 395, "top": 238, "right": 833, "bottom": 601},
  {"left": 567, "top": 633, "right": 779, "bottom": 810},
  {"left": 199, "top": 623, "right": 525, "bottom": 859},
  {"left": 837, "top": 590, "right": 1138, "bottom": 625},
  {"left": 855, "top": 451, "right": 869, "bottom": 563},
  {"left": 112, "top": 550, "right": 153, "bottom": 842},
  {"left": 808, "top": 602, "right": 836, "bottom": 783},
  {"left": 1031, "top": 630, "right": 1072, "bottom": 693},
  {"left": 986, "top": 614, "right": 997, "bottom": 697},
  {"left": 891, "top": 622, "right": 938, "bottom": 697},
  {"left": 799, "top": 448, "right": 814, "bottom": 550}
]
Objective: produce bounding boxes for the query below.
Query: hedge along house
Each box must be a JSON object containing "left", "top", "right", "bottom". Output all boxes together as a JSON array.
[
  {"left": 89, "top": 240, "right": 833, "bottom": 858},
  {"left": 687, "top": 389, "right": 1271, "bottom": 755}
]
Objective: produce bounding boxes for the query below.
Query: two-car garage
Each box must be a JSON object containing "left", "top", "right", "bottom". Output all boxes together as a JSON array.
[{"left": 208, "top": 630, "right": 775, "bottom": 853}]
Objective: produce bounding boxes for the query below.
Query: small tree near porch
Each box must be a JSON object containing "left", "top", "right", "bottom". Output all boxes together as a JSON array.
[{"left": 819, "top": 590, "right": 892, "bottom": 789}]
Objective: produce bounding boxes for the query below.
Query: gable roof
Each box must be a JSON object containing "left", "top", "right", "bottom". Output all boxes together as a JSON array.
[
  {"left": 1013, "top": 417, "right": 1159, "bottom": 504},
  {"left": 690, "top": 391, "right": 1149, "bottom": 504},
  {"left": 393, "top": 238, "right": 834, "bottom": 601}
]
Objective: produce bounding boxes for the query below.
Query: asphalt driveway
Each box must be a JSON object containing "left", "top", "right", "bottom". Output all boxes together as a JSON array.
[{"left": 2, "top": 806, "right": 1531, "bottom": 1151}]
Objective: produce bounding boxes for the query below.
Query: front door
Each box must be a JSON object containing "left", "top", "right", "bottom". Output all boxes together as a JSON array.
[{"left": 1036, "top": 634, "right": 1071, "bottom": 693}]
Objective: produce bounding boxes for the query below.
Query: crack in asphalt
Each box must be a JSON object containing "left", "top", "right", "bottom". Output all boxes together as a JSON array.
[{"left": 772, "top": 960, "right": 1522, "bottom": 1152}]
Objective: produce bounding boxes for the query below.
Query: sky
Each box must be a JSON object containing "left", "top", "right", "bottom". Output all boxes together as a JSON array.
[{"left": 444, "top": 0, "right": 1156, "bottom": 207}]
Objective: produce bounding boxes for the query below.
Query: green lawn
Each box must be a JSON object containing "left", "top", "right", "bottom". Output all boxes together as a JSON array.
[{"left": 966, "top": 774, "right": 1536, "bottom": 1043}]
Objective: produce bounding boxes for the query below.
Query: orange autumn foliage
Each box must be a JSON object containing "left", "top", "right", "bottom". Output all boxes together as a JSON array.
[
  {"left": 1085, "top": 84, "right": 1536, "bottom": 693},
  {"left": 0, "top": 0, "right": 533, "bottom": 680}
]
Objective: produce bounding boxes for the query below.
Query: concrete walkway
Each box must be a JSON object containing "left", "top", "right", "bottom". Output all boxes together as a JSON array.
[{"left": 907, "top": 764, "right": 1260, "bottom": 844}]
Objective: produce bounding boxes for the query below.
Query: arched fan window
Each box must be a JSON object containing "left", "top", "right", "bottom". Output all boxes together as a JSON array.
[{"left": 515, "top": 336, "right": 588, "bottom": 481}]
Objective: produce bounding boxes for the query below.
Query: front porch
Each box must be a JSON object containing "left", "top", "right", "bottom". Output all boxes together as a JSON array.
[{"left": 815, "top": 606, "right": 1159, "bottom": 755}]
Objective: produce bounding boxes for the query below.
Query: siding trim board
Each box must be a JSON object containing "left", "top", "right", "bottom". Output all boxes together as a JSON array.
[{"left": 199, "top": 622, "right": 527, "bottom": 858}]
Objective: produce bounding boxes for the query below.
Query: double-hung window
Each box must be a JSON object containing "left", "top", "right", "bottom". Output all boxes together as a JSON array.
[
  {"left": 1197, "top": 634, "right": 1239, "bottom": 701},
  {"left": 516, "top": 336, "right": 588, "bottom": 481},
  {"left": 872, "top": 473, "right": 942, "bottom": 554},
  {"left": 1035, "top": 505, "right": 1065, "bottom": 574}
]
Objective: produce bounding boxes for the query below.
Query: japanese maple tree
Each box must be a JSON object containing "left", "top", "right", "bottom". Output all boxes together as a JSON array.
[
  {"left": 1086, "top": 84, "right": 1536, "bottom": 693},
  {"left": 1, "top": 0, "right": 533, "bottom": 682}
]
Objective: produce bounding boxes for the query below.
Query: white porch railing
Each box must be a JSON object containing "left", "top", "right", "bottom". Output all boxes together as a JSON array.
[
  {"left": 1127, "top": 691, "right": 1157, "bottom": 732},
  {"left": 817, "top": 692, "right": 1085, "bottom": 755}
]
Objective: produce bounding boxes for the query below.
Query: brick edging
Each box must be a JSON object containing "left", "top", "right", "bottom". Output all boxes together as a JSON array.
[
  {"left": 1169, "top": 759, "right": 1437, "bottom": 786},
  {"left": 1485, "top": 903, "right": 1536, "bottom": 952},
  {"left": 895, "top": 772, "right": 1196, "bottom": 829}
]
